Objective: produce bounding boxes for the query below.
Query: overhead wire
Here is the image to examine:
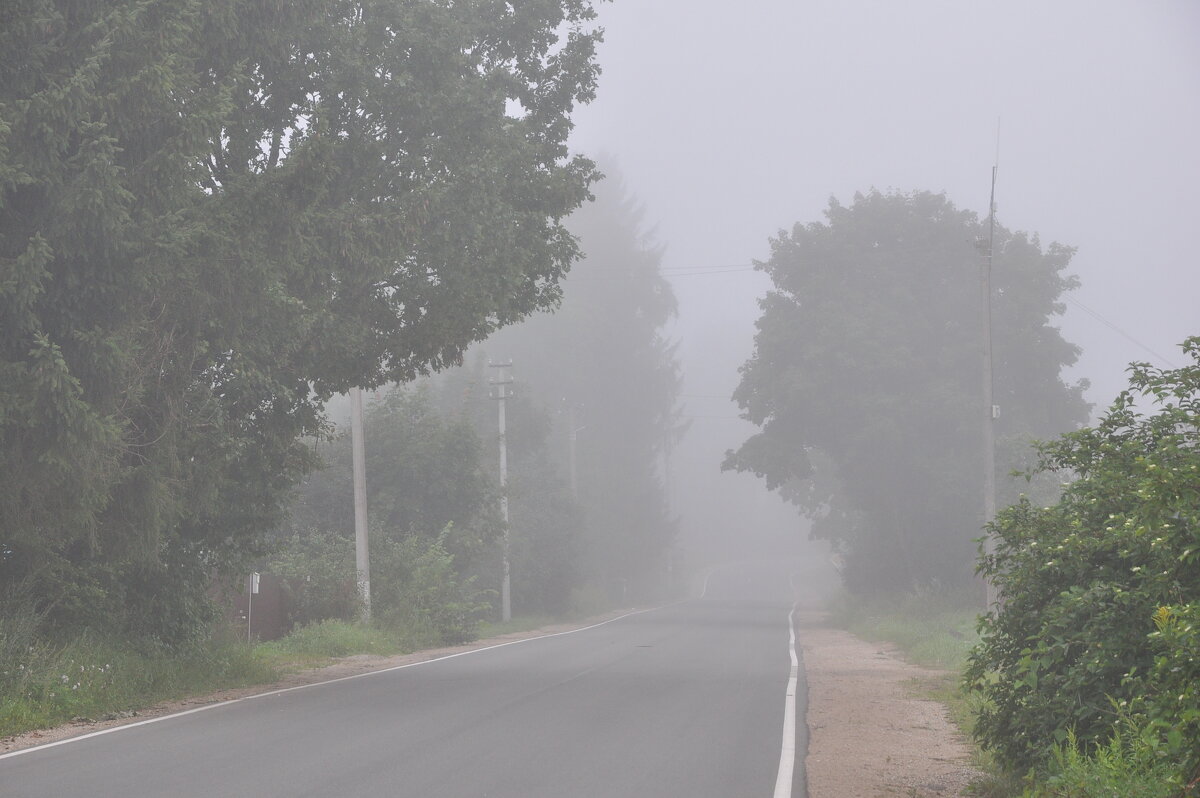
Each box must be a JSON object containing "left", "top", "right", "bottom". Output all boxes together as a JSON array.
[
  {"left": 1063, "top": 297, "right": 1180, "bottom": 369},
  {"left": 604, "top": 253, "right": 1180, "bottom": 372}
]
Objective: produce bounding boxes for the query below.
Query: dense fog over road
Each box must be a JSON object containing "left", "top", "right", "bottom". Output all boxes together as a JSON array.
[
  {"left": 568, "top": 0, "right": 1200, "bottom": 564},
  {"left": 4, "top": 4, "right": 1198, "bottom": 791}
]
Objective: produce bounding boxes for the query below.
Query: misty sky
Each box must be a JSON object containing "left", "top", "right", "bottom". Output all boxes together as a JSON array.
[{"left": 567, "top": 0, "right": 1200, "bottom": 555}]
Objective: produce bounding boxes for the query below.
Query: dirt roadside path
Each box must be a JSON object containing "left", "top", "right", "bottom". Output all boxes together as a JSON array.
[{"left": 799, "top": 609, "right": 984, "bottom": 797}]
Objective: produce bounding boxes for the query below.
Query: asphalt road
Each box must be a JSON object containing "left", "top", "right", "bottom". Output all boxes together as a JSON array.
[{"left": 1, "top": 560, "right": 807, "bottom": 798}]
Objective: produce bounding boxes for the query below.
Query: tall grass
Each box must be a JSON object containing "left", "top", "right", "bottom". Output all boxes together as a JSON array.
[
  {"left": 252, "top": 618, "right": 417, "bottom": 670},
  {"left": 1027, "top": 728, "right": 1182, "bottom": 798},
  {"left": 0, "top": 611, "right": 559, "bottom": 740},
  {"left": 0, "top": 628, "right": 273, "bottom": 737},
  {"left": 827, "top": 587, "right": 981, "bottom": 671}
]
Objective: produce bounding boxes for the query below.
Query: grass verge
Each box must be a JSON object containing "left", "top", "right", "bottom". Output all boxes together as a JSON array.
[
  {"left": 0, "top": 630, "right": 274, "bottom": 738},
  {"left": 1, "top": 614, "right": 564, "bottom": 741}
]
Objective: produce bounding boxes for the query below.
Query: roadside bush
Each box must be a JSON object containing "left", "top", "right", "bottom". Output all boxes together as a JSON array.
[
  {"left": 1136, "top": 604, "right": 1200, "bottom": 789},
  {"left": 269, "top": 528, "right": 360, "bottom": 627},
  {"left": 371, "top": 526, "right": 491, "bottom": 645},
  {"left": 967, "top": 338, "right": 1200, "bottom": 789},
  {"left": 1030, "top": 726, "right": 1180, "bottom": 798}
]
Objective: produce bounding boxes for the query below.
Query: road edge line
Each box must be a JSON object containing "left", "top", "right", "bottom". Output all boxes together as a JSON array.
[
  {"left": 773, "top": 601, "right": 800, "bottom": 798},
  {"left": 0, "top": 604, "right": 670, "bottom": 762}
]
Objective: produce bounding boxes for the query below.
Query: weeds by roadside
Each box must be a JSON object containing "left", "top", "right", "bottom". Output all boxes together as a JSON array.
[
  {"left": 476, "top": 614, "right": 557, "bottom": 639},
  {"left": 251, "top": 619, "right": 411, "bottom": 671},
  {"left": 827, "top": 588, "right": 980, "bottom": 671},
  {"left": 0, "top": 629, "right": 273, "bottom": 738},
  {"left": 0, "top": 612, "right": 580, "bottom": 742}
]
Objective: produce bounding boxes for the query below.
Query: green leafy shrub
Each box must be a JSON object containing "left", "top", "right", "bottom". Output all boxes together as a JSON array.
[
  {"left": 1030, "top": 726, "right": 1181, "bottom": 798},
  {"left": 269, "top": 528, "right": 360, "bottom": 628},
  {"left": 371, "top": 526, "right": 491, "bottom": 645},
  {"left": 967, "top": 338, "right": 1200, "bottom": 789},
  {"left": 1136, "top": 604, "right": 1200, "bottom": 789}
]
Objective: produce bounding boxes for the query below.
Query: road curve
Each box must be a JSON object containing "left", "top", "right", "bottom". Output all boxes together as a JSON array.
[{"left": 1, "top": 560, "right": 807, "bottom": 798}]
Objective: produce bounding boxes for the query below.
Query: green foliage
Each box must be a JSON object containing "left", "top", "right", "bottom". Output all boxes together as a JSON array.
[
  {"left": 831, "top": 587, "right": 981, "bottom": 671},
  {"left": 967, "top": 338, "right": 1200, "bottom": 789},
  {"left": 429, "top": 359, "right": 586, "bottom": 616},
  {"left": 267, "top": 529, "right": 360, "bottom": 628},
  {"left": 281, "top": 383, "right": 497, "bottom": 634},
  {"left": 1141, "top": 604, "right": 1200, "bottom": 786},
  {"left": 476, "top": 614, "right": 558, "bottom": 638},
  {"left": 1028, "top": 726, "right": 1182, "bottom": 798},
  {"left": 370, "top": 528, "right": 491, "bottom": 646},
  {"left": 289, "top": 385, "right": 501, "bottom": 567},
  {"left": 253, "top": 619, "right": 396, "bottom": 666},
  {"left": 0, "top": 581, "right": 45, "bottom": 691},
  {"left": 1, "top": 0, "right": 602, "bottom": 644},
  {"left": 0, "top": 631, "right": 272, "bottom": 738},
  {"left": 726, "top": 190, "right": 1089, "bottom": 594}
]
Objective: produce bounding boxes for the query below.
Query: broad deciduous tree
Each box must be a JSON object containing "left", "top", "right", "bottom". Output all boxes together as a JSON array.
[
  {"left": 0, "top": 0, "right": 601, "bottom": 642},
  {"left": 725, "top": 190, "right": 1089, "bottom": 593}
]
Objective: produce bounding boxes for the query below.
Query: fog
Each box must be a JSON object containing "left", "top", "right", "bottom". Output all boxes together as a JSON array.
[{"left": 567, "top": 0, "right": 1200, "bottom": 573}]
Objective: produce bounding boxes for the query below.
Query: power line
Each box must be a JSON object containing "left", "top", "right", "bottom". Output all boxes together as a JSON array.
[
  {"left": 574, "top": 251, "right": 1182, "bottom": 372},
  {"left": 658, "top": 263, "right": 754, "bottom": 271},
  {"left": 1065, "top": 296, "right": 1180, "bottom": 369},
  {"left": 659, "top": 264, "right": 757, "bottom": 274}
]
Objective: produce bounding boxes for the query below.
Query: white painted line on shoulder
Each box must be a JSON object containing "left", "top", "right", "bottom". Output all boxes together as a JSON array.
[
  {"left": 773, "top": 579, "right": 801, "bottom": 798},
  {"left": 0, "top": 605, "right": 667, "bottom": 762},
  {"left": 773, "top": 604, "right": 799, "bottom": 798}
]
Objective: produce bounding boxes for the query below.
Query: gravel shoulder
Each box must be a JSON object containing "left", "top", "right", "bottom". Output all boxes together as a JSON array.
[{"left": 799, "top": 609, "right": 984, "bottom": 797}]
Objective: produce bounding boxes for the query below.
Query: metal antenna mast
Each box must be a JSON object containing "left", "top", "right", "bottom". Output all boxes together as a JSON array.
[{"left": 982, "top": 123, "right": 999, "bottom": 608}]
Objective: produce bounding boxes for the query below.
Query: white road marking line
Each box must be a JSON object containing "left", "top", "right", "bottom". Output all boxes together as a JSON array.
[
  {"left": 774, "top": 578, "right": 801, "bottom": 798},
  {"left": 0, "top": 606, "right": 662, "bottom": 762}
]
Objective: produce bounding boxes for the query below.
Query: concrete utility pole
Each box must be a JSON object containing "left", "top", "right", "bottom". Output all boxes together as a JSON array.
[
  {"left": 350, "top": 386, "right": 371, "bottom": 622},
  {"left": 489, "top": 362, "right": 514, "bottom": 622},
  {"left": 566, "top": 402, "right": 583, "bottom": 500},
  {"left": 982, "top": 158, "right": 999, "bottom": 609}
]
